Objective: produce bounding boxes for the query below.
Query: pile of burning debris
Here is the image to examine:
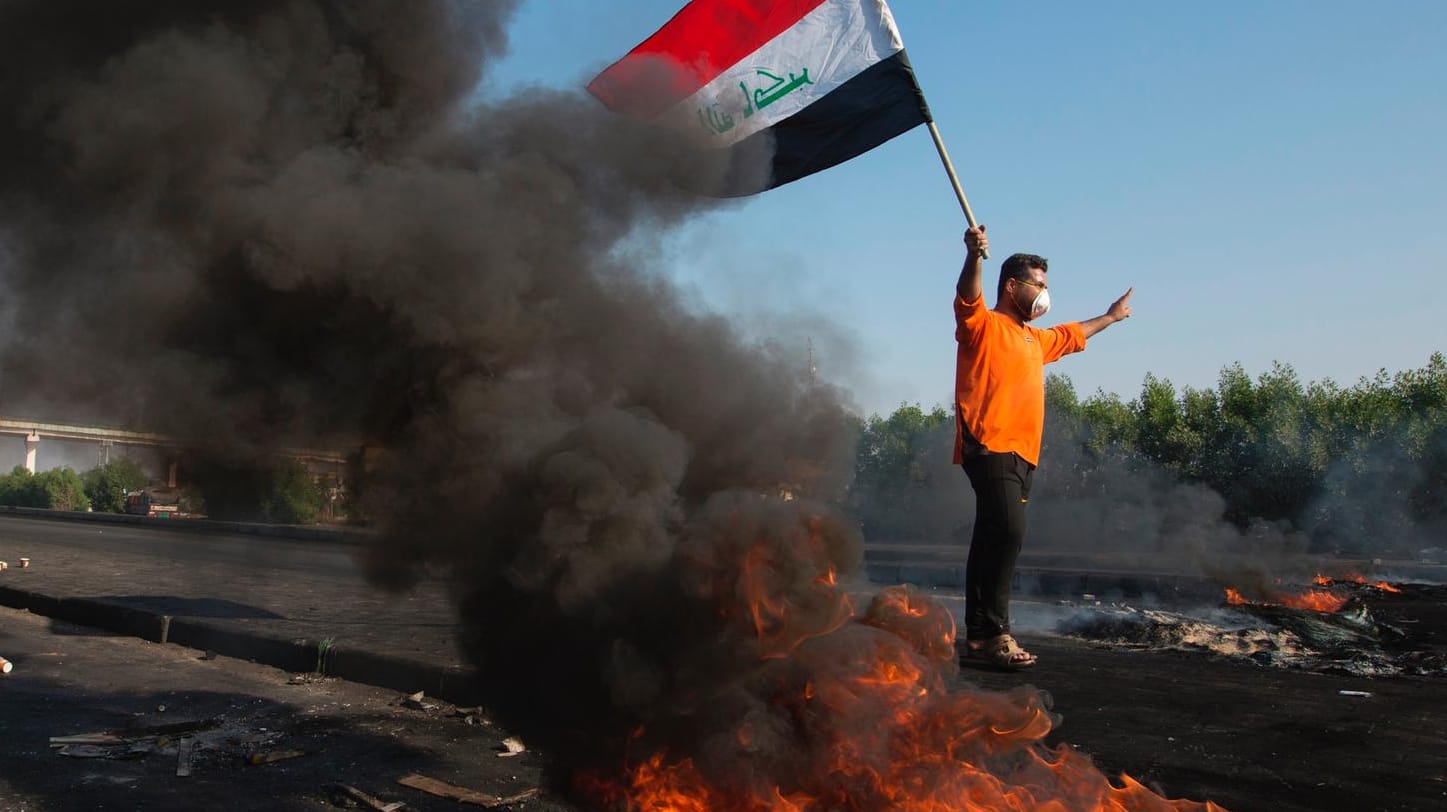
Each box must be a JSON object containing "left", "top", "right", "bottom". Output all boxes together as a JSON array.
[{"left": 1058, "top": 575, "right": 1447, "bottom": 676}]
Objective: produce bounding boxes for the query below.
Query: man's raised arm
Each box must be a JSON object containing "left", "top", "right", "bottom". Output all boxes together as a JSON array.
[
  {"left": 1080, "top": 287, "right": 1134, "bottom": 338},
  {"left": 956, "top": 225, "right": 988, "bottom": 301}
]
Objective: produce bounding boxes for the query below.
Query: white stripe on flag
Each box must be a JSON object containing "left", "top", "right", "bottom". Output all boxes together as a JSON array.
[{"left": 655, "top": 0, "right": 905, "bottom": 147}]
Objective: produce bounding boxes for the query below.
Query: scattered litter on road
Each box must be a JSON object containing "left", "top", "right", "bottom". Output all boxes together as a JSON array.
[
  {"left": 50, "top": 718, "right": 223, "bottom": 762},
  {"left": 396, "top": 773, "right": 537, "bottom": 808},
  {"left": 401, "top": 690, "right": 436, "bottom": 711},
  {"left": 50, "top": 732, "right": 127, "bottom": 747},
  {"left": 130, "top": 716, "right": 223, "bottom": 738},
  {"left": 175, "top": 739, "right": 195, "bottom": 777},
  {"left": 18, "top": 557, "right": 28, "bottom": 568},
  {"left": 1, "top": 656, "right": 12, "bottom": 674},
  {"left": 57, "top": 742, "right": 154, "bottom": 759},
  {"left": 248, "top": 749, "right": 310, "bottom": 765},
  {"left": 327, "top": 783, "right": 407, "bottom": 811},
  {"left": 1338, "top": 690, "right": 1374, "bottom": 697},
  {"left": 0, "top": 561, "right": 8, "bottom": 570},
  {"left": 500, "top": 788, "right": 540, "bottom": 806},
  {"left": 448, "top": 706, "right": 488, "bottom": 726},
  {"left": 497, "top": 737, "right": 526, "bottom": 758}
]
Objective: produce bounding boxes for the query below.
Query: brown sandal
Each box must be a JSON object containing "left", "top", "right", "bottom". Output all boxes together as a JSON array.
[{"left": 964, "top": 634, "right": 1038, "bottom": 671}]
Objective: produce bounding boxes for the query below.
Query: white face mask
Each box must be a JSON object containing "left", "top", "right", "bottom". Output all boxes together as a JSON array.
[
  {"left": 1014, "top": 281, "right": 1051, "bottom": 320},
  {"left": 1029, "top": 288, "right": 1051, "bottom": 320}
]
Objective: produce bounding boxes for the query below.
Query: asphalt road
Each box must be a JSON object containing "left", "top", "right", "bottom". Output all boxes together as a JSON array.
[
  {"left": 0, "top": 514, "right": 358, "bottom": 578},
  {"left": 0, "top": 605, "right": 563, "bottom": 812},
  {"left": 964, "top": 636, "right": 1447, "bottom": 812},
  {"left": 2, "top": 515, "right": 1446, "bottom": 811},
  {"left": 0, "top": 515, "right": 465, "bottom": 680}
]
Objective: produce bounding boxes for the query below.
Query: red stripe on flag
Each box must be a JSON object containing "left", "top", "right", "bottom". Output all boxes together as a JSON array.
[{"left": 588, "top": 0, "right": 829, "bottom": 119}]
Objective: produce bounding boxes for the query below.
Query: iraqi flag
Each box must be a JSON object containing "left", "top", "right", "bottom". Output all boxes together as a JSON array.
[{"left": 587, "top": 0, "right": 931, "bottom": 195}]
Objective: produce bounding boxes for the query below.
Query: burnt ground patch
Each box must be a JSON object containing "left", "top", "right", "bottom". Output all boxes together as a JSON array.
[
  {"left": 1058, "top": 582, "right": 1447, "bottom": 677},
  {"left": 961, "top": 634, "right": 1447, "bottom": 812}
]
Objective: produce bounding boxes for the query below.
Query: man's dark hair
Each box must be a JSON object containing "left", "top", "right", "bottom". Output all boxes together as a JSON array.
[{"left": 997, "top": 253, "right": 1049, "bottom": 300}]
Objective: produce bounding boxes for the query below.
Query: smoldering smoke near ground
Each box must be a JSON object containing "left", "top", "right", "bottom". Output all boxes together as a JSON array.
[
  {"left": 853, "top": 410, "right": 1445, "bottom": 602},
  {"left": 0, "top": 0, "right": 874, "bottom": 795},
  {"left": 852, "top": 419, "right": 1338, "bottom": 591}
]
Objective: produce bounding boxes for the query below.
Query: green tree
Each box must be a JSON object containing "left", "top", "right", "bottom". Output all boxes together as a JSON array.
[
  {"left": 1044, "top": 373, "right": 1080, "bottom": 419},
  {"left": 82, "top": 458, "right": 151, "bottom": 513},
  {"left": 0, "top": 466, "right": 88, "bottom": 510},
  {"left": 854, "top": 353, "right": 1447, "bottom": 555},
  {"left": 1079, "top": 390, "right": 1135, "bottom": 453},
  {"left": 189, "top": 457, "right": 325, "bottom": 524},
  {"left": 33, "top": 468, "right": 89, "bottom": 511},
  {"left": 854, "top": 403, "right": 951, "bottom": 489},
  {"left": 263, "top": 459, "right": 325, "bottom": 524},
  {"left": 850, "top": 402, "right": 955, "bottom": 539},
  {"left": 1133, "top": 373, "right": 1206, "bottom": 474},
  {"left": 1042, "top": 373, "right": 1082, "bottom": 446},
  {"left": 0, "top": 466, "right": 32, "bottom": 506}
]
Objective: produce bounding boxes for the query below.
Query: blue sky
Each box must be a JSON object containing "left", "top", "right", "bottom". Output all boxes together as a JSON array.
[{"left": 484, "top": 0, "right": 1447, "bottom": 417}]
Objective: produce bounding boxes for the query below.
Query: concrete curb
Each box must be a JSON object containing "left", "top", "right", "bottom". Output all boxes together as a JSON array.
[
  {"left": 0, "top": 505, "right": 370, "bottom": 544},
  {"left": 0, "top": 583, "right": 481, "bottom": 706}
]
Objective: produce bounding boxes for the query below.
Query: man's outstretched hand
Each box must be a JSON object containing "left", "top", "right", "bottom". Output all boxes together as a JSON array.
[
  {"left": 1081, "top": 287, "right": 1133, "bottom": 338},
  {"left": 1108, "top": 288, "right": 1133, "bottom": 322}
]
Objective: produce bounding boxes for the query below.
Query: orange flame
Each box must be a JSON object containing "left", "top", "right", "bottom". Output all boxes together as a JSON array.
[
  {"left": 1224, "top": 586, "right": 1347, "bottom": 612},
  {"left": 617, "top": 754, "right": 717, "bottom": 812},
  {"left": 740, "top": 544, "right": 856, "bottom": 660},
  {"left": 584, "top": 508, "right": 1228, "bottom": 811},
  {"left": 1277, "top": 589, "right": 1349, "bottom": 612},
  {"left": 1314, "top": 573, "right": 1402, "bottom": 593},
  {"left": 599, "top": 648, "right": 1229, "bottom": 811},
  {"left": 585, "top": 575, "right": 1227, "bottom": 810},
  {"left": 859, "top": 585, "right": 957, "bottom": 663}
]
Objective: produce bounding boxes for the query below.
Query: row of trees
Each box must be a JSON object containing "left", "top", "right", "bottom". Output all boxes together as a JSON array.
[
  {"left": 0, "top": 457, "right": 330, "bottom": 524},
  {"left": 184, "top": 458, "right": 330, "bottom": 524},
  {"left": 0, "top": 458, "right": 148, "bottom": 513},
  {"left": 7, "top": 353, "right": 1442, "bottom": 540},
  {"left": 851, "top": 353, "right": 1447, "bottom": 555}
]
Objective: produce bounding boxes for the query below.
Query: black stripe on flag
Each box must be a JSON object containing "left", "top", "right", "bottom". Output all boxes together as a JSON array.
[{"left": 718, "top": 50, "right": 931, "bottom": 196}]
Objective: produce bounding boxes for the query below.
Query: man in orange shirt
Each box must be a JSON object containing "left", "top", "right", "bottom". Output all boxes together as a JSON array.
[{"left": 955, "top": 225, "right": 1132, "bottom": 670}]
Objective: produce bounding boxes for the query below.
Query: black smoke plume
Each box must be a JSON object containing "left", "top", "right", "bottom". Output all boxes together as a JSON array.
[
  {"left": 0, "top": 5, "right": 1232, "bottom": 808},
  {"left": 0, "top": 0, "right": 867, "bottom": 794}
]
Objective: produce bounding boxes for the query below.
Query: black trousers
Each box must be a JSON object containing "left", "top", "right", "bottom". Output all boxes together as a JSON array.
[{"left": 961, "top": 451, "right": 1035, "bottom": 641}]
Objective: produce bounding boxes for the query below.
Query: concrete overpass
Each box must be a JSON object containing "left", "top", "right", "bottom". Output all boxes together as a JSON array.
[{"left": 0, "top": 417, "right": 352, "bottom": 485}]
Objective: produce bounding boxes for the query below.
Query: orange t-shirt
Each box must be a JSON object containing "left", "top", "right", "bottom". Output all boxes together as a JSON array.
[{"left": 953, "top": 294, "right": 1086, "bottom": 466}]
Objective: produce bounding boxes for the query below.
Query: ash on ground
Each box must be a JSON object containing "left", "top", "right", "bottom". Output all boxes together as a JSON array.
[{"left": 1056, "top": 583, "right": 1447, "bottom": 677}]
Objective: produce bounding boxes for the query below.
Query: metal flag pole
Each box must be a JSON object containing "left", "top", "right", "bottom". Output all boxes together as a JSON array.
[{"left": 924, "top": 120, "right": 987, "bottom": 259}]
